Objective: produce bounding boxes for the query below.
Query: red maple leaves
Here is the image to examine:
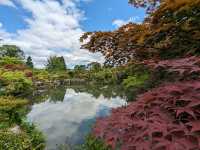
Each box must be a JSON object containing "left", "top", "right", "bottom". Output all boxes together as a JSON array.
[
  {"left": 93, "top": 80, "right": 200, "bottom": 150},
  {"left": 144, "top": 56, "right": 200, "bottom": 81},
  {"left": 3, "top": 64, "right": 28, "bottom": 71}
]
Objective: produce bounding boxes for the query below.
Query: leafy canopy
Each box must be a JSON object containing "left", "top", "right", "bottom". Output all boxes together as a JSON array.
[
  {"left": 46, "top": 56, "right": 67, "bottom": 72},
  {"left": 0, "top": 45, "right": 24, "bottom": 59},
  {"left": 80, "top": 0, "right": 200, "bottom": 65}
]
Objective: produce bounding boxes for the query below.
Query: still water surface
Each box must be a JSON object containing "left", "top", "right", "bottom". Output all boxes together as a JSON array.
[{"left": 27, "top": 86, "right": 127, "bottom": 150}]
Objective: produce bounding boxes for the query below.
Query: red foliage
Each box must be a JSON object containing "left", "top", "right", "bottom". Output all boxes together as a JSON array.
[
  {"left": 93, "top": 81, "right": 200, "bottom": 150},
  {"left": 25, "top": 71, "right": 33, "bottom": 78},
  {"left": 3, "top": 64, "right": 33, "bottom": 78},
  {"left": 3, "top": 64, "right": 28, "bottom": 71},
  {"left": 143, "top": 56, "right": 200, "bottom": 80}
]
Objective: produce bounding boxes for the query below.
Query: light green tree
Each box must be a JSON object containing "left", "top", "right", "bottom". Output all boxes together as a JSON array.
[
  {"left": 87, "top": 62, "right": 101, "bottom": 72},
  {"left": 46, "top": 56, "right": 67, "bottom": 72}
]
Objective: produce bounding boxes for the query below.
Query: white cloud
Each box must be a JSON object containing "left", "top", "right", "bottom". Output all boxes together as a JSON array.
[
  {"left": 0, "top": 0, "right": 16, "bottom": 7},
  {"left": 0, "top": 0, "right": 104, "bottom": 68},
  {"left": 27, "top": 89, "right": 126, "bottom": 149},
  {"left": 0, "top": 22, "right": 12, "bottom": 40},
  {"left": 112, "top": 19, "right": 127, "bottom": 28},
  {"left": 112, "top": 16, "right": 142, "bottom": 27}
]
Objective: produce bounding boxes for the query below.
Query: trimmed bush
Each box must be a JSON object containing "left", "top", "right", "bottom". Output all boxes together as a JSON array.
[
  {"left": 0, "top": 57, "right": 23, "bottom": 66},
  {"left": 33, "top": 69, "right": 50, "bottom": 82},
  {"left": 0, "top": 71, "right": 33, "bottom": 95}
]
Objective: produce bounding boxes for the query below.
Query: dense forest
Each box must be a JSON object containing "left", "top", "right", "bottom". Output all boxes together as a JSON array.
[{"left": 0, "top": 0, "right": 200, "bottom": 149}]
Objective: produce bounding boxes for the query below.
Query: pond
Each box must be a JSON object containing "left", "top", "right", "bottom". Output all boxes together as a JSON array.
[{"left": 27, "top": 86, "right": 127, "bottom": 150}]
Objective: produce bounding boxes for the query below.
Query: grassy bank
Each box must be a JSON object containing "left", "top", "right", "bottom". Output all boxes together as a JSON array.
[{"left": 0, "top": 96, "right": 45, "bottom": 150}]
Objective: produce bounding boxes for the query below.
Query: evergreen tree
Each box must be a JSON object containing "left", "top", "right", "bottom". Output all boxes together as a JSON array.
[{"left": 26, "top": 56, "right": 34, "bottom": 68}]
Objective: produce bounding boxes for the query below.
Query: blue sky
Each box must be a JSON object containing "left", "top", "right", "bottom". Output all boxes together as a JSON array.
[
  {"left": 0, "top": 0, "right": 145, "bottom": 68},
  {"left": 0, "top": 3, "right": 31, "bottom": 33},
  {"left": 79, "top": 0, "right": 145, "bottom": 31}
]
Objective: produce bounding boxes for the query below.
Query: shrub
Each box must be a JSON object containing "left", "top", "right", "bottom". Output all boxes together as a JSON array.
[
  {"left": 0, "top": 96, "right": 45, "bottom": 149},
  {"left": 20, "top": 121, "right": 45, "bottom": 149},
  {"left": 25, "top": 71, "right": 33, "bottom": 78},
  {"left": 0, "top": 57, "right": 23, "bottom": 66},
  {"left": 122, "top": 73, "right": 149, "bottom": 89},
  {"left": 92, "top": 69, "right": 114, "bottom": 84},
  {"left": 33, "top": 69, "right": 50, "bottom": 82},
  {"left": 0, "top": 96, "right": 28, "bottom": 111},
  {"left": 0, "top": 96, "right": 28, "bottom": 127},
  {"left": 50, "top": 71, "right": 70, "bottom": 81},
  {"left": 0, "top": 131, "right": 32, "bottom": 150},
  {"left": 93, "top": 81, "right": 200, "bottom": 150},
  {"left": 144, "top": 56, "right": 200, "bottom": 81},
  {"left": 0, "top": 71, "right": 33, "bottom": 95},
  {"left": 3, "top": 64, "right": 28, "bottom": 71},
  {"left": 0, "top": 128, "right": 45, "bottom": 150}
]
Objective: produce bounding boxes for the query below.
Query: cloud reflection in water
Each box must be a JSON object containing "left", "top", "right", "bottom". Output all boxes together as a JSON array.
[{"left": 27, "top": 89, "right": 126, "bottom": 150}]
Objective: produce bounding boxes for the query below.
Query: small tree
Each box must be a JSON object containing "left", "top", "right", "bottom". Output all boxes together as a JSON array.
[
  {"left": 74, "top": 65, "right": 86, "bottom": 72},
  {"left": 26, "top": 56, "right": 34, "bottom": 68},
  {"left": 0, "top": 45, "right": 25, "bottom": 59},
  {"left": 81, "top": 0, "right": 200, "bottom": 65},
  {"left": 87, "top": 62, "right": 101, "bottom": 72},
  {"left": 46, "top": 56, "right": 67, "bottom": 72}
]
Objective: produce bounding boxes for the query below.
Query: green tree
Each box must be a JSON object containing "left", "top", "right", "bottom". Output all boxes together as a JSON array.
[
  {"left": 0, "top": 57, "right": 23, "bottom": 66},
  {"left": 87, "top": 62, "right": 101, "bottom": 72},
  {"left": 46, "top": 56, "right": 67, "bottom": 72},
  {"left": 0, "top": 45, "right": 24, "bottom": 59},
  {"left": 26, "top": 56, "right": 34, "bottom": 68},
  {"left": 74, "top": 65, "right": 86, "bottom": 72}
]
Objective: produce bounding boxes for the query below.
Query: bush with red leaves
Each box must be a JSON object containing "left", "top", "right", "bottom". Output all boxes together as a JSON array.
[
  {"left": 25, "top": 71, "right": 33, "bottom": 78},
  {"left": 93, "top": 81, "right": 200, "bottom": 150},
  {"left": 3, "top": 64, "right": 28, "bottom": 71},
  {"left": 143, "top": 56, "right": 200, "bottom": 82}
]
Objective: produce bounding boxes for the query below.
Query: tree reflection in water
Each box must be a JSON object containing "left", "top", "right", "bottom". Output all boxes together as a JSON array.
[{"left": 28, "top": 86, "right": 127, "bottom": 150}]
